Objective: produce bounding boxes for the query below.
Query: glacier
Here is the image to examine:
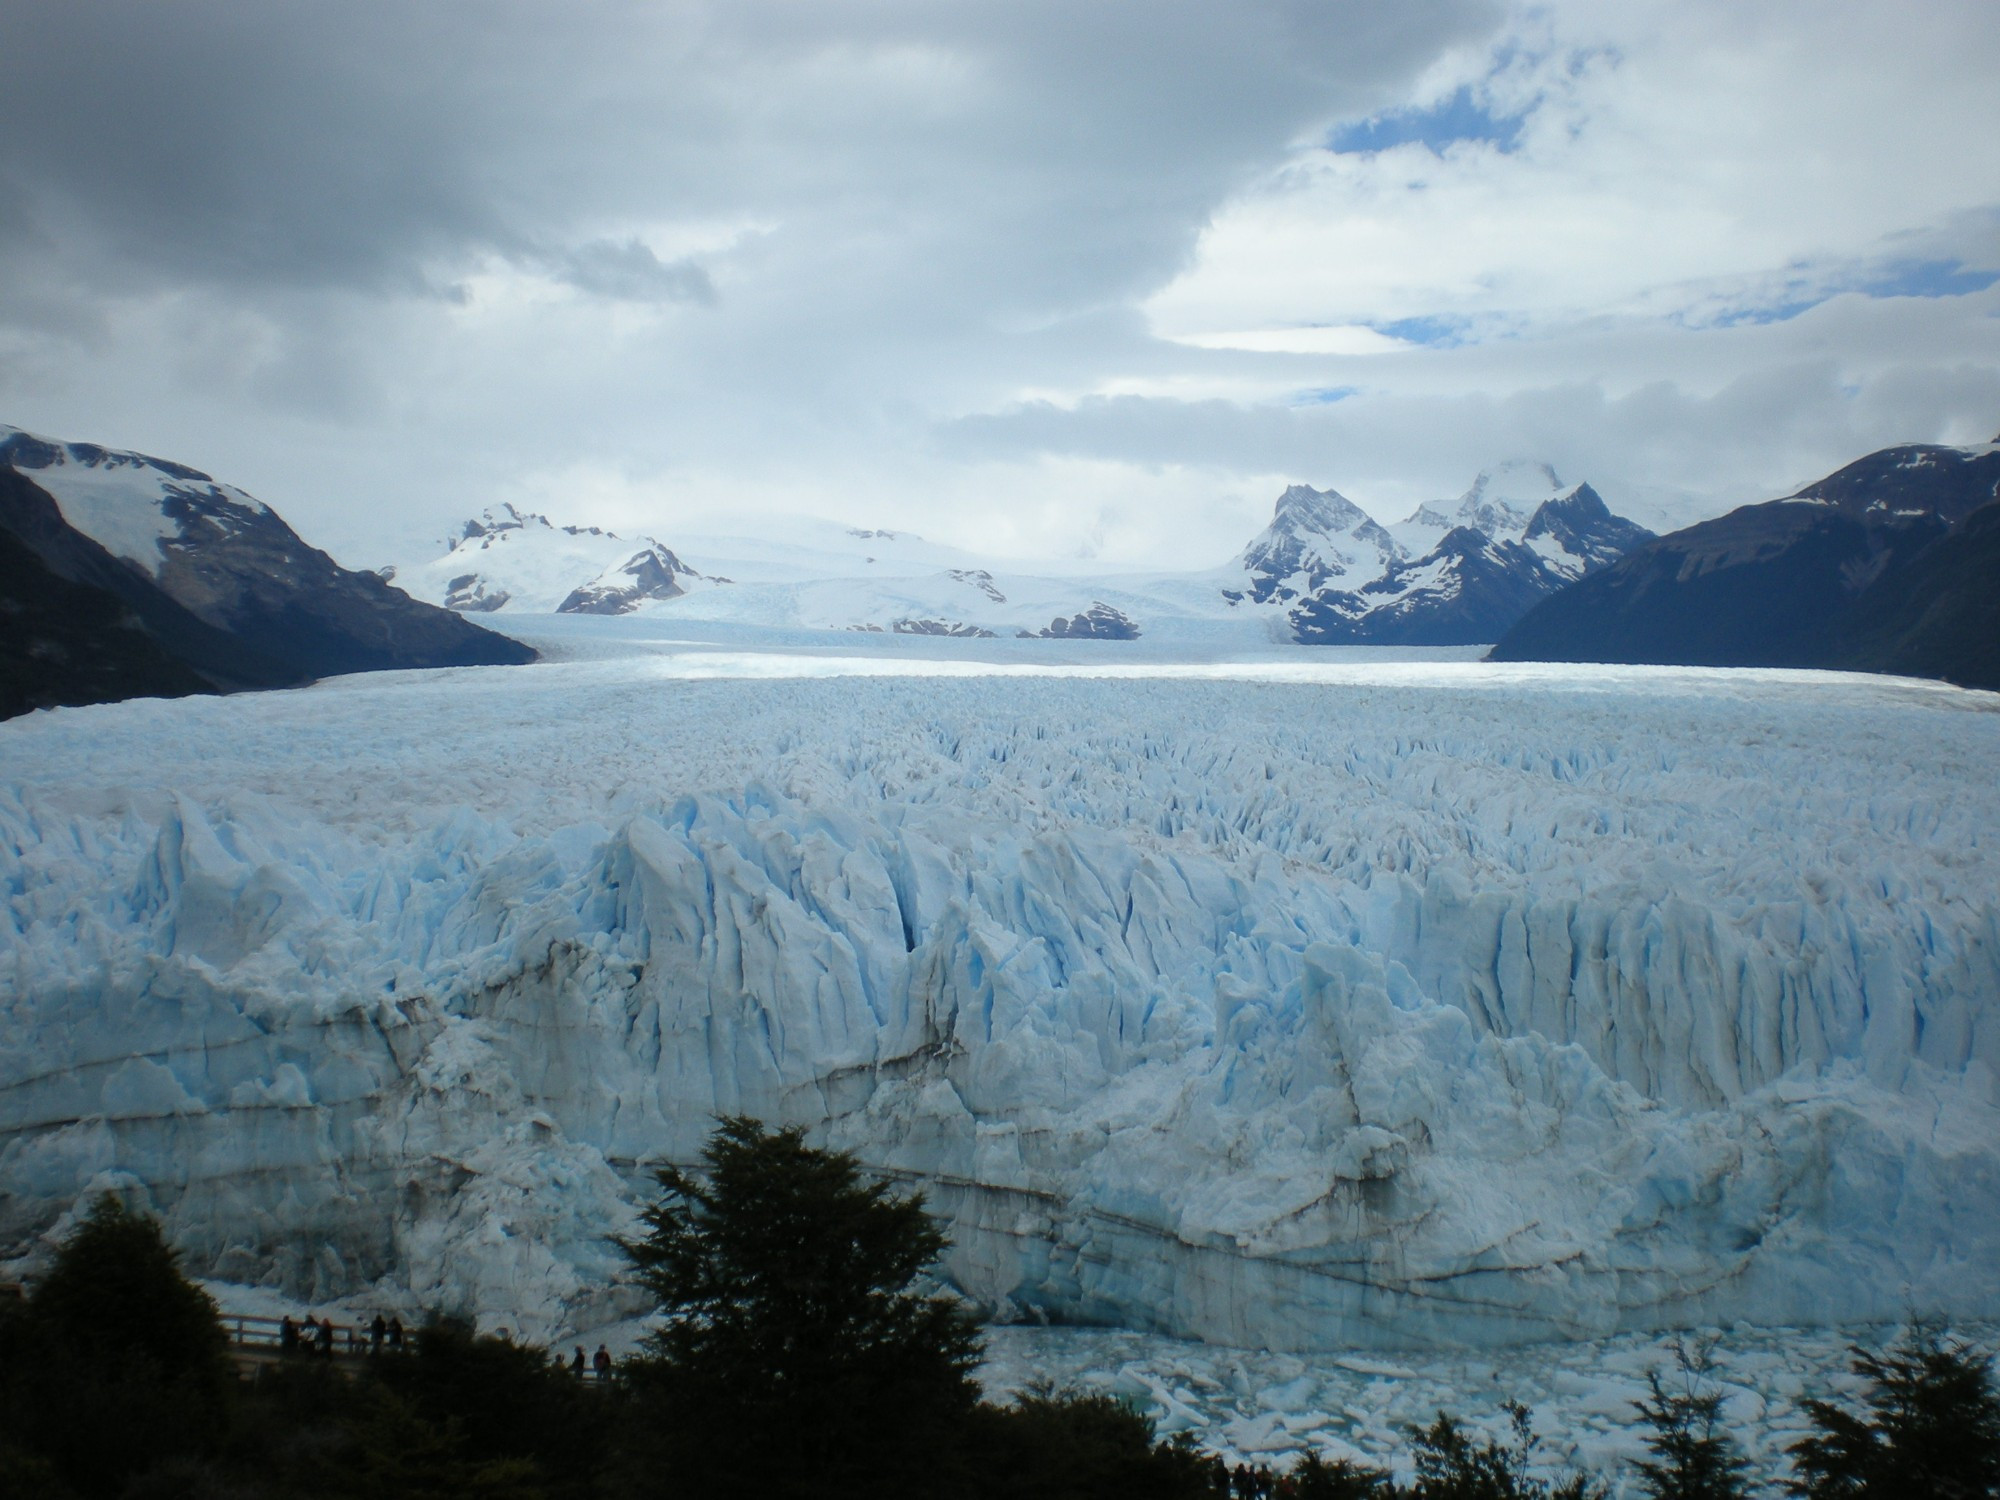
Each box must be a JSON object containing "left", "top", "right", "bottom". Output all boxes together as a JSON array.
[{"left": 2, "top": 623, "right": 1997, "bottom": 1350}]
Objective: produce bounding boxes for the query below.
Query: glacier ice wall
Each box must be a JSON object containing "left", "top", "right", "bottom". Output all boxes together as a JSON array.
[{"left": 2, "top": 659, "right": 1996, "bottom": 1348}]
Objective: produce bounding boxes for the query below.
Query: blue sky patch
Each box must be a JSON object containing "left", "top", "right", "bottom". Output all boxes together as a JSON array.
[
  {"left": 1331, "top": 85, "right": 1527, "bottom": 155},
  {"left": 1289, "top": 386, "right": 1359, "bottom": 407},
  {"left": 1371, "top": 316, "right": 1473, "bottom": 348},
  {"left": 1705, "top": 296, "right": 1827, "bottom": 329},
  {"left": 1700, "top": 256, "right": 1998, "bottom": 328},
  {"left": 1858, "top": 258, "right": 2000, "bottom": 299}
]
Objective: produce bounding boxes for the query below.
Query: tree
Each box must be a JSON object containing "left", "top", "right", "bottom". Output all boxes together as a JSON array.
[
  {"left": 618, "top": 1116, "right": 984, "bottom": 1500},
  {"left": 1786, "top": 1323, "right": 2000, "bottom": 1498},
  {"left": 1287, "top": 1450, "right": 1395, "bottom": 1498},
  {"left": 1631, "top": 1338, "right": 1750, "bottom": 1499},
  {"left": 27, "top": 1195, "right": 230, "bottom": 1385},
  {"left": 1407, "top": 1403, "right": 1605, "bottom": 1499},
  {"left": 369, "top": 1317, "right": 611, "bottom": 1500},
  {"left": 0, "top": 1196, "right": 234, "bottom": 1497}
]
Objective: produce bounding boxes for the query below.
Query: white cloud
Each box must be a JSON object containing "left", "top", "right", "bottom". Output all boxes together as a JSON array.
[
  {"left": 1149, "top": 0, "right": 2000, "bottom": 340},
  {"left": 0, "top": 0, "right": 1995, "bottom": 570}
]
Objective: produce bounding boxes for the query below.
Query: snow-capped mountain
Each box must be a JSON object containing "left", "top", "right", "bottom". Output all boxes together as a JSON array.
[
  {"left": 0, "top": 425, "right": 533, "bottom": 717},
  {"left": 1289, "top": 483, "right": 1652, "bottom": 646},
  {"left": 1387, "top": 459, "right": 1566, "bottom": 555},
  {"left": 1491, "top": 437, "right": 2000, "bottom": 688},
  {"left": 393, "top": 504, "right": 702, "bottom": 615},
  {"left": 391, "top": 466, "right": 1646, "bottom": 647},
  {"left": 392, "top": 509, "right": 1203, "bottom": 640},
  {"left": 1224, "top": 483, "right": 1404, "bottom": 606},
  {"left": 1216, "top": 466, "right": 1652, "bottom": 646}
]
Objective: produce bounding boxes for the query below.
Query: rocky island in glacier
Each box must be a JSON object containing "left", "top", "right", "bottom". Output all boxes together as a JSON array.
[{"left": 2, "top": 633, "right": 1994, "bottom": 1353}]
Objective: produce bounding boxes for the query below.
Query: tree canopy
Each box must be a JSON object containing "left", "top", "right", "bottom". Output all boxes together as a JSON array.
[{"left": 620, "top": 1116, "right": 984, "bottom": 1499}]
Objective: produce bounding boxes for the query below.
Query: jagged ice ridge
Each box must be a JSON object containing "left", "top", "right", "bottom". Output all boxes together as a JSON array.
[{"left": 1, "top": 654, "right": 1995, "bottom": 1349}]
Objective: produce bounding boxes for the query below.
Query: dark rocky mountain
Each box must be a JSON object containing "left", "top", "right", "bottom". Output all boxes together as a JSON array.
[
  {"left": 1293, "top": 526, "right": 1560, "bottom": 646},
  {"left": 0, "top": 495, "right": 218, "bottom": 719},
  {"left": 1489, "top": 439, "right": 2000, "bottom": 690},
  {"left": 1285, "top": 481, "right": 1654, "bottom": 646},
  {"left": 1024, "top": 602, "right": 1141, "bottom": 639},
  {"left": 1521, "top": 484, "right": 1654, "bottom": 571},
  {"left": 1, "top": 425, "right": 535, "bottom": 720},
  {"left": 558, "top": 542, "right": 697, "bottom": 614},
  {"left": 851, "top": 617, "right": 997, "bottom": 638}
]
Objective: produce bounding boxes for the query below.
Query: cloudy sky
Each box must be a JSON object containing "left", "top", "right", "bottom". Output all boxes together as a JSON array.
[{"left": 3, "top": 0, "right": 1997, "bottom": 570}]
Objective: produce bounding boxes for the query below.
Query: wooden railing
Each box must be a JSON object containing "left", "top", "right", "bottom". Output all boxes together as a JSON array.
[{"left": 219, "top": 1312, "right": 617, "bottom": 1380}]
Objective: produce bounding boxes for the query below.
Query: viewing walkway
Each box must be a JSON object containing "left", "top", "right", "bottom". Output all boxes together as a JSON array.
[{"left": 219, "top": 1312, "right": 617, "bottom": 1383}]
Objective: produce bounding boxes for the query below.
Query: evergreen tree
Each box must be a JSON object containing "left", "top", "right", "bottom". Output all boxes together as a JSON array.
[
  {"left": 1407, "top": 1402, "right": 1605, "bottom": 1499},
  {"left": 1631, "top": 1338, "right": 1750, "bottom": 1499},
  {"left": 964, "top": 1385, "right": 1217, "bottom": 1500},
  {"left": 618, "top": 1116, "right": 983, "bottom": 1500},
  {"left": 1286, "top": 1449, "right": 1395, "bottom": 1497},
  {"left": 27, "top": 1195, "right": 230, "bottom": 1386},
  {"left": 0, "top": 1196, "right": 234, "bottom": 1497},
  {"left": 1786, "top": 1323, "right": 2000, "bottom": 1499}
]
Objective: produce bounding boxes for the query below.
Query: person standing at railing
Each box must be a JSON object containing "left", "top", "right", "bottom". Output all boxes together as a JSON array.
[
  {"left": 370, "top": 1314, "right": 386, "bottom": 1353},
  {"left": 280, "top": 1315, "right": 299, "bottom": 1355}
]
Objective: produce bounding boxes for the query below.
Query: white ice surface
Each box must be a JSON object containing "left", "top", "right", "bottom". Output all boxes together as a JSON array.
[{"left": 3, "top": 617, "right": 1997, "bottom": 1355}]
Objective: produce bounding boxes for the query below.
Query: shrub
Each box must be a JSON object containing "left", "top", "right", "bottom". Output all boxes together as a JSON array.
[{"left": 1787, "top": 1323, "right": 2000, "bottom": 1498}]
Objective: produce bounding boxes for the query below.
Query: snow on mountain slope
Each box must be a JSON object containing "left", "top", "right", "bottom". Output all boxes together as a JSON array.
[
  {"left": 1290, "top": 489, "right": 1654, "bottom": 647},
  {"left": 1223, "top": 483, "right": 1404, "bottom": 606},
  {"left": 2, "top": 644, "right": 1993, "bottom": 1349},
  {"left": 1388, "top": 461, "right": 1566, "bottom": 556},
  {"left": 0, "top": 424, "right": 534, "bottom": 691},
  {"left": 648, "top": 564, "right": 1257, "bottom": 640},
  {"left": 391, "top": 508, "right": 1186, "bottom": 635},
  {"left": 386, "top": 466, "right": 1644, "bottom": 643},
  {"left": 0, "top": 424, "right": 275, "bottom": 577},
  {"left": 393, "top": 504, "right": 702, "bottom": 615},
  {"left": 1218, "top": 468, "right": 1653, "bottom": 646},
  {"left": 668, "top": 515, "right": 998, "bottom": 583}
]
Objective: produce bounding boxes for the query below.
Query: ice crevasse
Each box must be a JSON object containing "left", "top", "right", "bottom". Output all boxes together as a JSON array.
[{"left": 0, "top": 669, "right": 1996, "bottom": 1349}]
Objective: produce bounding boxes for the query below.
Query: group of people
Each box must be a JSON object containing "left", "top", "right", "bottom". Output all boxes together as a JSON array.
[
  {"left": 276, "top": 1312, "right": 406, "bottom": 1359},
  {"left": 565, "top": 1344, "right": 616, "bottom": 1380},
  {"left": 1203, "top": 1458, "right": 1283, "bottom": 1498}
]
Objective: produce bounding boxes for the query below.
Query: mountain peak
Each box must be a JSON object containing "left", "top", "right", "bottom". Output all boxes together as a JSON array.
[
  {"left": 1271, "top": 482, "right": 1369, "bottom": 531},
  {"left": 1462, "top": 460, "right": 1563, "bottom": 503},
  {"left": 1228, "top": 483, "right": 1400, "bottom": 605}
]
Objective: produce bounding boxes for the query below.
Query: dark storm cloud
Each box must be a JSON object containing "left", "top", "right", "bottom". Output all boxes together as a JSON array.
[
  {"left": 553, "top": 241, "right": 715, "bottom": 306},
  {"left": 4, "top": 0, "right": 1992, "bottom": 568},
  {"left": 0, "top": 0, "right": 1492, "bottom": 304}
]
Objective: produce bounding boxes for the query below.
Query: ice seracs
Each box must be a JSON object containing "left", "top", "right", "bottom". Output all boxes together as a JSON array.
[{"left": 1, "top": 657, "right": 1994, "bottom": 1349}]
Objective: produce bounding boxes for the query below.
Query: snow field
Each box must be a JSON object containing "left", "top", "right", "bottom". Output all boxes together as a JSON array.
[{"left": 2, "top": 642, "right": 1996, "bottom": 1351}]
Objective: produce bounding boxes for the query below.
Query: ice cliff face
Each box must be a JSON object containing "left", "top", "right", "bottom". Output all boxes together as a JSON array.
[{"left": 1, "top": 659, "right": 1996, "bottom": 1349}]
